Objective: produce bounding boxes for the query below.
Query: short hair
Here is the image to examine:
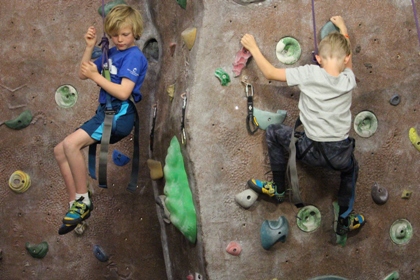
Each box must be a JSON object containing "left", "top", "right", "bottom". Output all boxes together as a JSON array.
[
  {"left": 104, "top": 5, "right": 143, "bottom": 40},
  {"left": 318, "top": 32, "right": 351, "bottom": 59}
]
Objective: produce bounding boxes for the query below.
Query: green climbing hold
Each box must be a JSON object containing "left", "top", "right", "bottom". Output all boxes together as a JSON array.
[
  {"left": 25, "top": 241, "right": 48, "bottom": 259},
  {"left": 390, "top": 219, "right": 413, "bottom": 245},
  {"left": 5, "top": 110, "right": 32, "bottom": 130},
  {"left": 55, "top": 84, "right": 78, "bottom": 108},
  {"left": 98, "top": 0, "right": 127, "bottom": 17},
  {"left": 354, "top": 111, "right": 378, "bottom": 138},
  {"left": 215, "top": 68, "right": 231, "bottom": 86},
  {"left": 297, "top": 205, "right": 321, "bottom": 232},
  {"left": 176, "top": 0, "right": 187, "bottom": 9},
  {"left": 383, "top": 271, "right": 399, "bottom": 280},
  {"left": 276, "top": 37, "right": 302, "bottom": 65},
  {"left": 163, "top": 136, "right": 197, "bottom": 243}
]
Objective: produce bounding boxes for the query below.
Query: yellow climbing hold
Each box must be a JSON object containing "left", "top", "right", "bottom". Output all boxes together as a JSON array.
[
  {"left": 9, "top": 170, "right": 31, "bottom": 193},
  {"left": 409, "top": 127, "right": 420, "bottom": 151},
  {"left": 181, "top": 27, "right": 197, "bottom": 50},
  {"left": 147, "top": 159, "right": 164, "bottom": 180},
  {"left": 167, "top": 84, "right": 175, "bottom": 101}
]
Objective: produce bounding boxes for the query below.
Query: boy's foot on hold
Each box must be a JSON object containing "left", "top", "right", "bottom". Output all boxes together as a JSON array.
[
  {"left": 58, "top": 223, "right": 77, "bottom": 235},
  {"left": 247, "top": 179, "right": 285, "bottom": 203},
  {"left": 336, "top": 212, "right": 365, "bottom": 236},
  {"left": 62, "top": 196, "right": 93, "bottom": 225}
]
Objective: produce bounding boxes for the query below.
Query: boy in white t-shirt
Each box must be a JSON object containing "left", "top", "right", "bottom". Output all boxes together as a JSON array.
[{"left": 241, "top": 16, "right": 365, "bottom": 236}]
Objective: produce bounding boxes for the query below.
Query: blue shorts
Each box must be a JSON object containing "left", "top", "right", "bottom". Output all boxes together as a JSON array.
[{"left": 80, "top": 100, "right": 135, "bottom": 144}]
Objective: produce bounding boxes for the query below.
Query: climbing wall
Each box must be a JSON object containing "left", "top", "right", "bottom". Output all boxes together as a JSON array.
[{"left": 1, "top": 0, "right": 420, "bottom": 279}]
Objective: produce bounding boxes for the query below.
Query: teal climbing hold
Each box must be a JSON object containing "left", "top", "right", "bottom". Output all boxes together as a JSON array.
[
  {"left": 320, "top": 21, "right": 340, "bottom": 40},
  {"left": 98, "top": 0, "right": 126, "bottom": 17},
  {"left": 176, "top": 0, "right": 186, "bottom": 9},
  {"left": 163, "top": 136, "right": 197, "bottom": 243},
  {"left": 25, "top": 241, "right": 48, "bottom": 259},
  {"left": 253, "top": 108, "right": 287, "bottom": 130},
  {"left": 93, "top": 245, "right": 109, "bottom": 262},
  {"left": 260, "top": 216, "right": 289, "bottom": 250},
  {"left": 215, "top": 68, "right": 231, "bottom": 86},
  {"left": 5, "top": 110, "right": 32, "bottom": 130}
]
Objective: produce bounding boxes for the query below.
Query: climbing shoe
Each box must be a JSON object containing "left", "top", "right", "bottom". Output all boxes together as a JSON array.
[
  {"left": 58, "top": 223, "right": 77, "bottom": 235},
  {"left": 62, "top": 196, "right": 93, "bottom": 225},
  {"left": 336, "top": 212, "right": 365, "bottom": 236},
  {"left": 247, "top": 179, "right": 285, "bottom": 203}
]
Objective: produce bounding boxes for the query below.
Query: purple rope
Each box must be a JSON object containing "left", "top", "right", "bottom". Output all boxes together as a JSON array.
[
  {"left": 311, "top": 0, "right": 318, "bottom": 63},
  {"left": 99, "top": 0, "right": 109, "bottom": 67},
  {"left": 412, "top": 0, "right": 420, "bottom": 48}
]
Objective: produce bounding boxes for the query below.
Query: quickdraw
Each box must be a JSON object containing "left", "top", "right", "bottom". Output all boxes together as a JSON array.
[
  {"left": 243, "top": 82, "right": 259, "bottom": 135},
  {"left": 181, "top": 93, "right": 187, "bottom": 144}
]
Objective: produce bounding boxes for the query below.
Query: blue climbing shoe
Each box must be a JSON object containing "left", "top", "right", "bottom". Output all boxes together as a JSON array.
[
  {"left": 62, "top": 196, "right": 93, "bottom": 225},
  {"left": 247, "top": 179, "right": 285, "bottom": 203},
  {"left": 336, "top": 212, "right": 365, "bottom": 236}
]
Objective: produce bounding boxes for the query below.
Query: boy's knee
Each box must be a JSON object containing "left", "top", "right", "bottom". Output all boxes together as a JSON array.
[{"left": 53, "top": 142, "right": 64, "bottom": 159}]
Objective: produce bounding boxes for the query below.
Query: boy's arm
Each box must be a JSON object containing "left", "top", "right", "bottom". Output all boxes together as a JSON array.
[
  {"left": 79, "top": 26, "right": 97, "bottom": 80},
  {"left": 241, "top": 34, "right": 287, "bottom": 82},
  {"left": 330, "top": 16, "right": 352, "bottom": 70}
]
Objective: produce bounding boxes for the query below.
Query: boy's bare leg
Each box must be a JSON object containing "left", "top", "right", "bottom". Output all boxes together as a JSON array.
[{"left": 54, "top": 142, "right": 76, "bottom": 203}]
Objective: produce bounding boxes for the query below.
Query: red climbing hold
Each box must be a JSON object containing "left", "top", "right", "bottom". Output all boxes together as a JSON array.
[
  {"left": 232, "top": 47, "right": 252, "bottom": 77},
  {"left": 226, "top": 241, "right": 242, "bottom": 256}
]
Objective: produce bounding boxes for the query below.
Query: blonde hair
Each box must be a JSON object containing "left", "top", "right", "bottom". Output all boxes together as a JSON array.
[
  {"left": 318, "top": 32, "right": 351, "bottom": 59},
  {"left": 104, "top": 5, "right": 143, "bottom": 40}
]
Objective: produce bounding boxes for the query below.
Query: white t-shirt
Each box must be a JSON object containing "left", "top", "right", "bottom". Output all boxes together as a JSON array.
[{"left": 286, "top": 65, "right": 357, "bottom": 142}]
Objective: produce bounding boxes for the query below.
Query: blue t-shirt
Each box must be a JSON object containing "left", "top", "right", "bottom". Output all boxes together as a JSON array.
[{"left": 94, "top": 46, "right": 148, "bottom": 104}]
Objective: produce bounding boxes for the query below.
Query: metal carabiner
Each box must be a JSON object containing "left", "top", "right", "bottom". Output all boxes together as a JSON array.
[
  {"left": 244, "top": 83, "right": 254, "bottom": 97},
  {"left": 180, "top": 93, "right": 187, "bottom": 145}
]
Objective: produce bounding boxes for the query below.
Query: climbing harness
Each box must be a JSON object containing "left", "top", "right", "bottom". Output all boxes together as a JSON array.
[
  {"left": 88, "top": 0, "right": 140, "bottom": 192},
  {"left": 242, "top": 81, "right": 259, "bottom": 135},
  {"left": 150, "top": 103, "right": 157, "bottom": 152},
  {"left": 181, "top": 93, "right": 187, "bottom": 145}
]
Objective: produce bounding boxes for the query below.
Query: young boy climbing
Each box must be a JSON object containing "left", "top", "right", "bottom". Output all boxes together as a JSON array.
[
  {"left": 241, "top": 16, "right": 365, "bottom": 236},
  {"left": 54, "top": 4, "right": 148, "bottom": 235}
]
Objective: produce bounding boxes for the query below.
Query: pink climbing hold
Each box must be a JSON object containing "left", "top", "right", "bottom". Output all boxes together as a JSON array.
[
  {"left": 232, "top": 47, "right": 252, "bottom": 77},
  {"left": 186, "top": 274, "right": 194, "bottom": 280},
  {"left": 226, "top": 241, "right": 242, "bottom": 256}
]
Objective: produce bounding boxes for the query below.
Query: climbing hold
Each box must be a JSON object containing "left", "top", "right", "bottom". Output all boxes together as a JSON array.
[
  {"left": 408, "top": 127, "right": 420, "bottom": 151},
  {"left": 383, "top": 271, "right": 399, "bottom": 280},
  {"left": 163, "top": 136, "right": 197, "bottom": 243},
  {"left": 215, "top": 68, "right": 231, "bottom": 86},
  {"left": 176, "top": 0, "right": 186, "bottom": 9},
  {"left": 389, "top": 219, "right": 413, "bottom": 245},
  {"left": 0, "top": 249, "right": 3, "bottom": 260},
  {"left": 98, "top": 0, "right": 126, "bottom": 17},
  {"left": 91, "top": 46, "right": 102, "bottom": 59},
  {"left": 276, "top": 37, "right": 302, "bottom": 65},
  {"left": 389, "top": 94, "right": 401, "bottom": 106},
  {"left": 233, "top": 0, "right": 265, "bottom": 5},
  {"left": 156, "top": 195, "right": 171, "bottom": 224},
  {"left": 353, "top": 111, "right": 378, "bottom": 138},
  {"left": 5, "top": 110, "right": 33, "bottom": 130},
  {"left": 93, "top": 245, "right": 109, "bottom": 262},
  {"left": 260, "top": 216, "right": 289, "bottom": 250},
  {"left": 55, "top": 84, "right": 78, "bottom": 108},
  {"left": 309, "top": 276, "right": 347, "bottom": 280},
  {"left": 167, "top": 84, "right": 175, "bottom": 101},
  {"left": 232, "top": 47, "right": 252, "bottom": 77},
  {"left": 226, "top": 241, "right": 242, "bottom": 256},
  {"left": 169, "top": 42, "right": 176, "bottom": 57},
  {"left": 144, "top": 38, "right": 159, "bottom": 61},
  {"left": 25, "top": 241, "right": 48, "bottom": 259},
  {"left": 147, "top": 159, "right": 164, "bottom": 180},
  {"left": 9, "top": 170, "right": 31, "bottom": 193},
  {"left": 401, "top": 190, "right": 412, "bottom": 199},
  {"left": 296, "top": 205, "right": 321, "bottom": 232},
  {"left": 181, "top": 27, "right": 197, "bottom": 50},
  {"left": 74, "top": 221, "right": 87, "bottom": 235},
  {"left": 234, "top": 189, "right": 258, "bottom": 209},
  {"left": 320, "top": 21, "right": 340, "bottom": 40},
  {"left": 112, "top": 149, "right": 130, "bottom": 166},
  {"left": 253, "top": 108, "right": 287, "bottom": 130},
  {"left": 371, "top": 182, "right": 389, "bottom": 205}
]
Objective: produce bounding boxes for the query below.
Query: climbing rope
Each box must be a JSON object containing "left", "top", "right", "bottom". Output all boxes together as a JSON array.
[
  {"left": 181, "top": 93, "right": 187, "bottom": 145},
  {"left": 311, "top": 0, "right": 318, "bottom": 63},
  {"left": 150, "top": 103, "right": 157, "bottom": 152},
  {"left": 411, "top": 0, "right": 420, "bottom": 49}
]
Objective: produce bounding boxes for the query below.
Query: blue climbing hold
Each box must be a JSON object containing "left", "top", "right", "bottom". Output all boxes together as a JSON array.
[
  {"left": 260, "top": 216, "right": 289, "bottom": 250},
  {"left": 112, "top": 149, "right": 130, "bottom": 166},
  {"left": 93, "top": 245, "right": 109, "bottom": 262},
  {"left": 91, "top": 46, "right": 102, "bottom": 59}
]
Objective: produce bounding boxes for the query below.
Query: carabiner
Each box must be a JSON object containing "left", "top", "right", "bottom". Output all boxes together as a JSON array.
[{"left": 244, "top": 83, "right": 254, "bottom": 97}]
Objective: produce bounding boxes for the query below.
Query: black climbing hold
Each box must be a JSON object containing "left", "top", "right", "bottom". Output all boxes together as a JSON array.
[{"left": 389, "top": 94, "right": 400, "bottom": 106}]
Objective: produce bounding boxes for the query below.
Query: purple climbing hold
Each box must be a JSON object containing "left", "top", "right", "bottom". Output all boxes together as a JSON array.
[{"left": 232, "top": 47, "right": 252, "bottom": 77}]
